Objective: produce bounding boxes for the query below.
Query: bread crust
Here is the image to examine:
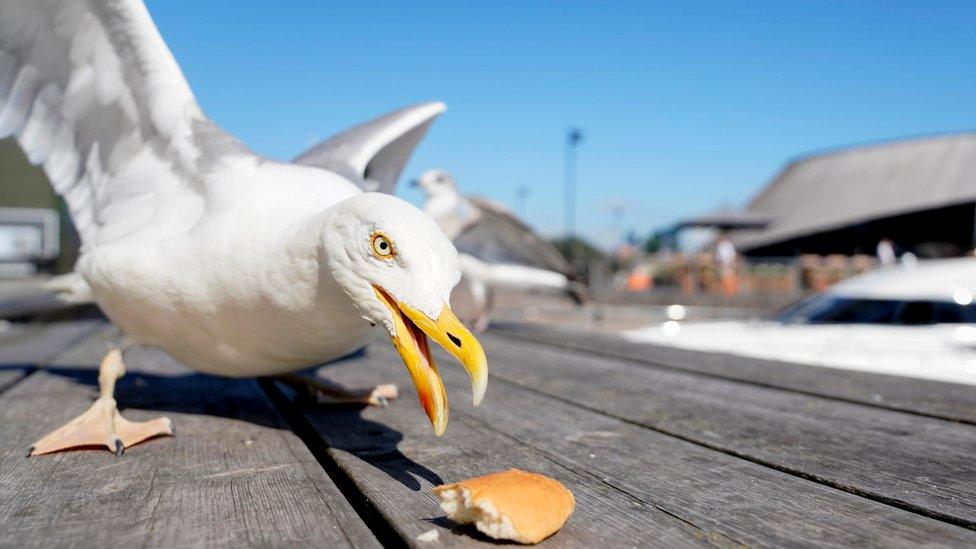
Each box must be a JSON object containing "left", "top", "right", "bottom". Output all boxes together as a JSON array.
[{"left": 433, "top": 469, "right": 575, "bottom": 544}]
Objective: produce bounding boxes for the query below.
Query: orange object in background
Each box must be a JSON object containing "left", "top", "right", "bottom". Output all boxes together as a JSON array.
[{"left": 627, "top": 265, "right": 653, "bottom": 292}]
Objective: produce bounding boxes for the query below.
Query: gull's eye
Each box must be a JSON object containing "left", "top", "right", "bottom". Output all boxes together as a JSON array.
[{"left": 370, "top": 232, "right": 396, "bottom": 259}]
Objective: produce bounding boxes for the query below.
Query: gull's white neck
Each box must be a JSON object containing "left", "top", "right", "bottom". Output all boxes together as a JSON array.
[{"left": 423, "top": 187, "right": 462, "bottom": 220}]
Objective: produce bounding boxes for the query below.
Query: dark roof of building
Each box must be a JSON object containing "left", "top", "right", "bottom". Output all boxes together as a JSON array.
[{"left": 735, "top": 132, "right": 976, "bottom": 251}]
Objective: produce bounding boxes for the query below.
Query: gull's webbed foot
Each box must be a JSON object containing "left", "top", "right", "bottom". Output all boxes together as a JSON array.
[
  {"left": 28, "top": 397, "right": 173, "bottom": 456},
  {"left": 473, "top": 313, "right": 491, "bottom": 333},
  {"left": 27, "top": 348, "right": 173, "bottom": 457},
  {"left": 278, "top": 374, "right": 399, "bottom": 407}
]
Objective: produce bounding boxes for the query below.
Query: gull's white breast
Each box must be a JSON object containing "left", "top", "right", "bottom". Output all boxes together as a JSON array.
[{"left": 81, "top": 162, "right": 374, "bottom": 377}]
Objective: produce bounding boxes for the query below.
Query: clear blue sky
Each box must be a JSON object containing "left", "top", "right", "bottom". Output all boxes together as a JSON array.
[{"left": 147, "top": 1, "right": 976, "bottom": 248}]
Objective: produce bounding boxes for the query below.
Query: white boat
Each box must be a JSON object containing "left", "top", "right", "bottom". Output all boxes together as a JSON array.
[{"left": 625, "top": 258, "right": 976, "bottom": 385}]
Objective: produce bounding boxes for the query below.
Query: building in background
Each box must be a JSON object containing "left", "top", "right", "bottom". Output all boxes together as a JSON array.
[{"left": 734, "top": 132, "right": 976, "bottom": 258}]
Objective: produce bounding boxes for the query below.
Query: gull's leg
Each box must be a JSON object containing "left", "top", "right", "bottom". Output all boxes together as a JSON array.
[
  {"left": 28, "top": 348, "right": 173, "bottom": 457},
  {"left": 276, "top": 373, "right": 399, "bottom": 407},
  {"left": 473, "top": 286, "right": 494, "bottom": 333},
  {"left": 467, "top": 278, "right": 490, "bottom": 333}
]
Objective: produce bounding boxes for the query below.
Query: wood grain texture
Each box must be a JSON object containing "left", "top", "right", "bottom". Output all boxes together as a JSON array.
[
  {"left": 0, "top": 324, "right": 379, "bottom": 548},
  {"left": 360, "top": 342, "right": 976, "bottom": 547},
  {"left": 273, "top": 350, "right": 717, "bottom": 548},
  {"left": 490, "top": 322, "right": 976, "bottom": 424},
  {"left": 477, "top": 332, "right": 976, "bottom": 529},
  {"left": 0, "top": 287, "right": 65, "bottom": 320},
  {"left": 6, "top": 314, "right": 975, "bottom": 547}
]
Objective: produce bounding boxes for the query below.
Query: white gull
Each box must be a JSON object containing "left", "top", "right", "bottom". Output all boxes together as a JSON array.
[
  {"left": 0, "top": 0, "right": 487, "bottom": 455},
  {"left": 414, "top": 169, "right": 585, "bottom": 331}
]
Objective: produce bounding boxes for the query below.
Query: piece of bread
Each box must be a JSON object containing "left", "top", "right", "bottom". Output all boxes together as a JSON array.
[{"left": 432, "top": 469, "right": 575, "bottom": 544}]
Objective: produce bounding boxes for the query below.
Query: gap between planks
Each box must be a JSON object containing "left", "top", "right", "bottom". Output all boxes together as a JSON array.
[
  {"left": 259, "top": 377, "right": 411, "bottom": 549},
  {"left": 493, "top": 371, "right": 976, "bottom": 532},
  {"left": 291, "top": 341, "right": 976, "bottom": 547},
  {"left": 477, "top": 333, "right": 976, "bottom": 532},
  {"left": 489, "top": 325, "right": 976, "bottom": 426},
  {"left": 1, "top": 323, "right": 381, "bottom": 548},
  {"left": 263, "top": 354, "right": 711, "bottom": 546},
  {"left": 11, "top": 321, "right": 973, "bottom": 544},
  {"left": 0, "top": 320, "right": 106, "bottom": 396}
]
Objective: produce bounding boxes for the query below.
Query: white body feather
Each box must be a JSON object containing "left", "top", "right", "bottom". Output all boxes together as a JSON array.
[{"left": 83, "top": 162, "right": 371, "bottom": 377}]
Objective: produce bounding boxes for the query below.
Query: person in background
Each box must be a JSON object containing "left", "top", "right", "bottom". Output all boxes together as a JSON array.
[
  {"left": 715, "top": 232, "right": 738, "bottom": 297},
  {"left": 675, "top": 253, "right": 694, "bottom": 296},
  {"left": 877, "top": 237, "right": 896, "bottom": 267}
]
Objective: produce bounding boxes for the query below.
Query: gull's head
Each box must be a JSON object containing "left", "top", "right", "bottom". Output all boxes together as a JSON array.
[
  {"left": 411, "top": 169, "right": 458, "bottom": 199},
  {"left": 322, "top": 192, "right": 487, "bottom": 436}
]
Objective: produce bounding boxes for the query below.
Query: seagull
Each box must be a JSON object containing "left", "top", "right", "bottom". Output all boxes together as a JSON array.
[
  {"left": 2, "top": 0, "right": 487, "bottom": 456},
  {"left": 414, "top": 169, "right": 585, "bottom": 331}
]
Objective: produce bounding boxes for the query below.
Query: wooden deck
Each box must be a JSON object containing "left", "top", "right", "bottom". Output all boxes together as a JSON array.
[{"left": 1, "top": 316, "right": 975, "bottom": 547}]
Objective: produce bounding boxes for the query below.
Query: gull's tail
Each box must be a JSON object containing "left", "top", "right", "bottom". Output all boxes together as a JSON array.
[
  {"left": 459, "top": 253, "right": 586, "bottom": 304},
  {"left": 42, "top": 272, "right": 94, "bottom": 304}
]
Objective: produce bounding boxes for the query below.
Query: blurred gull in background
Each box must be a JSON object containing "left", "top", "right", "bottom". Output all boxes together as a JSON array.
[{"left": 414, "top": 169, "right": 585, "bottom": 331}]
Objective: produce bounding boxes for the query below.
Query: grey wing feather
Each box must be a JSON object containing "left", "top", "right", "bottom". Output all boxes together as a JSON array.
[
  {"left": 455, "top": 197, "right": 574, "bottom": 275},
  {"left": 0, "top": 0, "right": 253, "bottom": 248},
  {"left": 293, "top": 102, "right": 446, "bottom": 194}
]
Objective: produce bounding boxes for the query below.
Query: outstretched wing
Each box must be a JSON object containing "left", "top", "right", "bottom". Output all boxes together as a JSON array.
[
  {"left": 294, "top": 102, "right": 446, "bottom": 194},
  {"left": 454, "top": 196, "right": 574, "bottom": 276},
  {"left": 0, "top": 0, "right": 252, "bottom": 248}
]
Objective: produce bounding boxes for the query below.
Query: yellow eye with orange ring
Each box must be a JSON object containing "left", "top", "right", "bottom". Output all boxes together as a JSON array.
[{"left": 371, "top": 232, "right": 396, "bottom": 259}]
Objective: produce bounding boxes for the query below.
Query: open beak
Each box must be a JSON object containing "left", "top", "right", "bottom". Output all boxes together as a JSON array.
[{"left": 373, "top": 286, "right": 488, "bottom": 436}]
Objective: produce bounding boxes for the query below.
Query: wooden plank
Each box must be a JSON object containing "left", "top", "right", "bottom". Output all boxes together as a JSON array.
[
  {"left": 0, "top": 286, "right": 64, "bottom": 320},
  {"left": 0, "top": 320, "right": 103, "bottom": 393},
  {"left": 359, "top": 343, "right": 976, "bottom": 547},
  {"left": 490, "top": 322, "right": 976, "bottom": 424},
  {"left": 475, "top": 333, "right": 976, "bottom": 529},
  {"left": 0, "top": 320, "right": 102, "bottom": 365},
  {"left": 271, "top": 350, "right": 717, "bottom": 547},
  {"left": 0, "top": 325, "right": 379, "bottom": 548}
]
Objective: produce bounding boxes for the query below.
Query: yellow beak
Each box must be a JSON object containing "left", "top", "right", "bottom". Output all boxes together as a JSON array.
[{"left": 373, "top": 286, "right": 488, "bottom": 436}]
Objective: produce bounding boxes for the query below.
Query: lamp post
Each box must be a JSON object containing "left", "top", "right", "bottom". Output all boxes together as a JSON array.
[
  {"left": 564, "top": 127, "right": 584, "bottom": 263},
  {"left": 516, "top": 185, "right": 530, "bottom": 218}
]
